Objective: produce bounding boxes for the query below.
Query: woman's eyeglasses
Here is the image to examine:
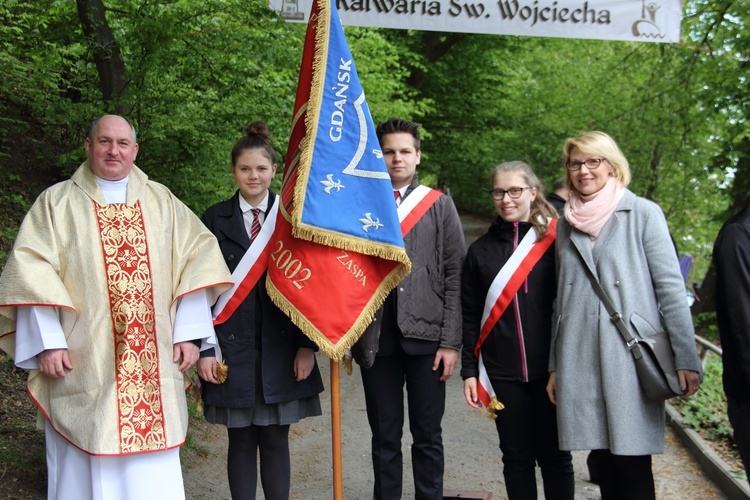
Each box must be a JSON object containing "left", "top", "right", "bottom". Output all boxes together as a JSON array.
[
  {"left": 566, "top": 158, "right": 604, "bottom": 171},
  {"left": 487, "top": 187, "right": 530, "bottom": 200}
]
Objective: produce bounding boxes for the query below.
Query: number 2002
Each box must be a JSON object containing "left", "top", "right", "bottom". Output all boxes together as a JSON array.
[{"left": 270, "top": 240, "right": 312, "bottom": 289}]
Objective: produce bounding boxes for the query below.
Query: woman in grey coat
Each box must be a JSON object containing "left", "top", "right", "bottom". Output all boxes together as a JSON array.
[{"left": 546, "top": 131, "right": 702, "bottom": 499}]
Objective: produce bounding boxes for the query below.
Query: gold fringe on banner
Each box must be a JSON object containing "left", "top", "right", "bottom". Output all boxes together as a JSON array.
[{"left": 266, "top": 262, "right": 404, "bottom": 361}]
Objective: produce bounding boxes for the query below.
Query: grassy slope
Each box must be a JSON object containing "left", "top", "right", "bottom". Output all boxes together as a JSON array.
[{"left": 0, "top": 115, "right": 65, "bottom": 498}]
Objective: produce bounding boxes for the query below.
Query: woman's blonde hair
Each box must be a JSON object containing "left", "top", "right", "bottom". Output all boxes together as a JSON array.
[
  {"left": 562, "top": 131, "right": 631, "bottom": 193},
  {"left": 490, "top": 161, "right": 558, "bottom": 242}
]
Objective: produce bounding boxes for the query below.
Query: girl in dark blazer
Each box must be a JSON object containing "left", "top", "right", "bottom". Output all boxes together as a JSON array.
[
  {"left": 461, "top": 161, "right": 573, "bottom": 500},
  {"left": 198, "top": 121, "right": 323, "bottom": 500}
]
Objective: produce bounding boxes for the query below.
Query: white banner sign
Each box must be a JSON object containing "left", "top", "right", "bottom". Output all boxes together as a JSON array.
[{"left": 268, "top": 0, "right": 682, "bottom": 43}]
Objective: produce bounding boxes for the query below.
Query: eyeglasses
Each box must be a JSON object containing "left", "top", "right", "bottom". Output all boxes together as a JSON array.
[
  {"left": 487, "top": 186, "right": 530, "bottom": 200},
  {"left": 566, "top": 158, "right": 605, "bottom": 171}
]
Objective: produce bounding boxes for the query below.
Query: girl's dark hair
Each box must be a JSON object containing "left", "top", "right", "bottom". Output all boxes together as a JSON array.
[
  {"left": 490, "top": 161, "right": 558, "bottom": 242},
  {"left": 231, "top": 120, "right": 277, "bottom": 167}
]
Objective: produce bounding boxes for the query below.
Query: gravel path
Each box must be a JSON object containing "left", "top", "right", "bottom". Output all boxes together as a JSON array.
[{"left": 184, "top": 357, "right": 726, "bottom": 499}]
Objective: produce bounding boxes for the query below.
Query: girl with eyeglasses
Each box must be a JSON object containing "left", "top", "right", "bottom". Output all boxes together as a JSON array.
[
  {"left": 547, "top": 131, "right": 702, "bottom": 499},
  {"left": 461, "top": 161, "right": 574, "bottom": 500}
]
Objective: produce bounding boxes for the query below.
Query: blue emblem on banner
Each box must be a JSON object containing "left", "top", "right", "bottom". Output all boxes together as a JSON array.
[{"left": 298, "top": 2, "right": 402, "bottom": 247}]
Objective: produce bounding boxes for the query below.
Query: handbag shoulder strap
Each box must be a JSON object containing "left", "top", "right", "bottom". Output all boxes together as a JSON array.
[{"left": 577, "top": 251, "right": 644, "bottom": 354}]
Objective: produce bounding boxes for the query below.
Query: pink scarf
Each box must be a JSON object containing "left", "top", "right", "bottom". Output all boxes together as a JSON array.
[{"left": 565, "top": 176, "right": 625, "bottom": 241}]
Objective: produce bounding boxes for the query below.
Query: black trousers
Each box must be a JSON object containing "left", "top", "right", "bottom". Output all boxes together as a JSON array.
[
  {"left": 360, "top": 349, "right": 446, "bottom": 499},
  {"left": 594, "top": 450, "right": 655, "bottom": 500},
  {"left": 728, "top": 396, "right": 750, "bottom": 488},
  {"left": 490, "top": 378, "right": 574, "bottom": 500}
]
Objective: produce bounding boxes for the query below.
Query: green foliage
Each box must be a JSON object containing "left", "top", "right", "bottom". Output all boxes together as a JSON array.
[
  {"left": 694, "top": 312, "right": 720, "bottom": 342},
  {"left": 0, "top": 168, "right": 33, "bottom": 271},
  {"left": 0, "top": 0, "right": 309, "bottom": 214},
  {"left": 346, "top": 27, "right": 433, "bottom": 122},
  {"left": 1, "top": 0, "right": 97, "bottom": 173},
  {"left": 674, "top": 354, "right": 734, "bottom": 442}
]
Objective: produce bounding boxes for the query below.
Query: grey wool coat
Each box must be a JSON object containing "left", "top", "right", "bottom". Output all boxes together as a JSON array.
[{"left": 550, "top": 189, "right": 702, "bottom": 455}]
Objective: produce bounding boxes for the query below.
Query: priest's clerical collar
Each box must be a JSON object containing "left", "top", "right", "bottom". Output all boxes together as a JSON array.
[
  {"left": 95, "top": 175, "right": 129, "bottom": 191},
  {"left": 239, "top": 190, "right": 269, "bottom": 214}
]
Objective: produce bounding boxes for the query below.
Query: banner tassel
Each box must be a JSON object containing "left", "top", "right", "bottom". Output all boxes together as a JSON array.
[{"left": 486, "top": 396, "right": 505, "bottom": 420}]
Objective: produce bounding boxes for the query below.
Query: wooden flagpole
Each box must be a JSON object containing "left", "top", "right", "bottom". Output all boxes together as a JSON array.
[{"left": 330, "top": 359, "right": 343, "bottom": 500}]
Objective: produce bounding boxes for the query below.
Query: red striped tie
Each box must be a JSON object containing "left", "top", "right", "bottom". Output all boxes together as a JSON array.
[
  {"left": 250, "top": 208, "right": 261, "bottom": 243},
  {"left": 394, "top": 190, "right": 400, "bottom": 206}
]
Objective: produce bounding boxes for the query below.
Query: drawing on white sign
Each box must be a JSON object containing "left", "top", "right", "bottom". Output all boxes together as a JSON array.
[{"left": 631, "top": 1, "right": 665, "bottom": 40}]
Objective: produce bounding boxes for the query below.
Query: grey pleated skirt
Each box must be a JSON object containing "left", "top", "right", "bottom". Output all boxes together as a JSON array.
[
  {"left": 203, "top": 394, "right": 321, "bottom": 428},
  {"left": 203, "top": 350, "right": 322, "bottom": 428}
]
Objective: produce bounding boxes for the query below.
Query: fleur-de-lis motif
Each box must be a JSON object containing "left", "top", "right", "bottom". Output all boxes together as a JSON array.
[
  {"left": 359, "top": 213, "right": 384, "bottom": 232},
  {"left": 320, "top": 174, "right": 345, "bottom": 194}
]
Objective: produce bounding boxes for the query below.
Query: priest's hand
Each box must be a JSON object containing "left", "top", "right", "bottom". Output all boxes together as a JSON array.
[
  {"left": 174, "top": 341, "right": 199, "bottom": 372},
  {"left": 38, "top": 349, "right": 73, "bottom": 378}
]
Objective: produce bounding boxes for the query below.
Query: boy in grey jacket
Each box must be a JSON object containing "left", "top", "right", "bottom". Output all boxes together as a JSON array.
[{"left": 353, "top": 118, "right": 465, "bottom": 499}]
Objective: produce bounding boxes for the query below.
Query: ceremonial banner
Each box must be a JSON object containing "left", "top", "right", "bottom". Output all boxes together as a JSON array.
[
  {"left": 267, "top": 0, "right": 411, "bottom": 360},
  {"left": 269, "top": 0, "right": 683, "bottom": 43}
]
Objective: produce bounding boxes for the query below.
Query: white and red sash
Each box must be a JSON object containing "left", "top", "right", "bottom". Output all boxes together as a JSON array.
[
  {"left": 212, "top": 198, "right": 279, "bottom": 326},
  {"left": 397, "top": 185, "right": 442, "bottom": 236},
  {"left": 475, "top": 218, "right": 557, "bottom": 417}
]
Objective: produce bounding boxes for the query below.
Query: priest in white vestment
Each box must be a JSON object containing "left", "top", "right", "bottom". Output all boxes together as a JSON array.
[{"left": 0, "top": 115, "right": 233, "bottom": 500}]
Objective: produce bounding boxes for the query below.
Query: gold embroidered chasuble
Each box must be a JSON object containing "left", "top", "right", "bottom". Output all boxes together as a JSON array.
[{"left": 0, "top": 162, "right": 232, "bottom": 455}]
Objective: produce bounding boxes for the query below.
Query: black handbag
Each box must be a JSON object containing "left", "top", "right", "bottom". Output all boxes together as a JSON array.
[{"left": 582, "top": 264, "right": 683, "bottom": 402}]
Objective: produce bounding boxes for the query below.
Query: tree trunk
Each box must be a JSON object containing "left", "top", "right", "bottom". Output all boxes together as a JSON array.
[
  {"left": 77, "top": 0, "right": 131, "bottom": 114},
  {"left": 644, "top": 142, "right": 662, "bottom": 201},
  {"left": 407, "top": 32, "right": 464, "bottom": 89}
]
